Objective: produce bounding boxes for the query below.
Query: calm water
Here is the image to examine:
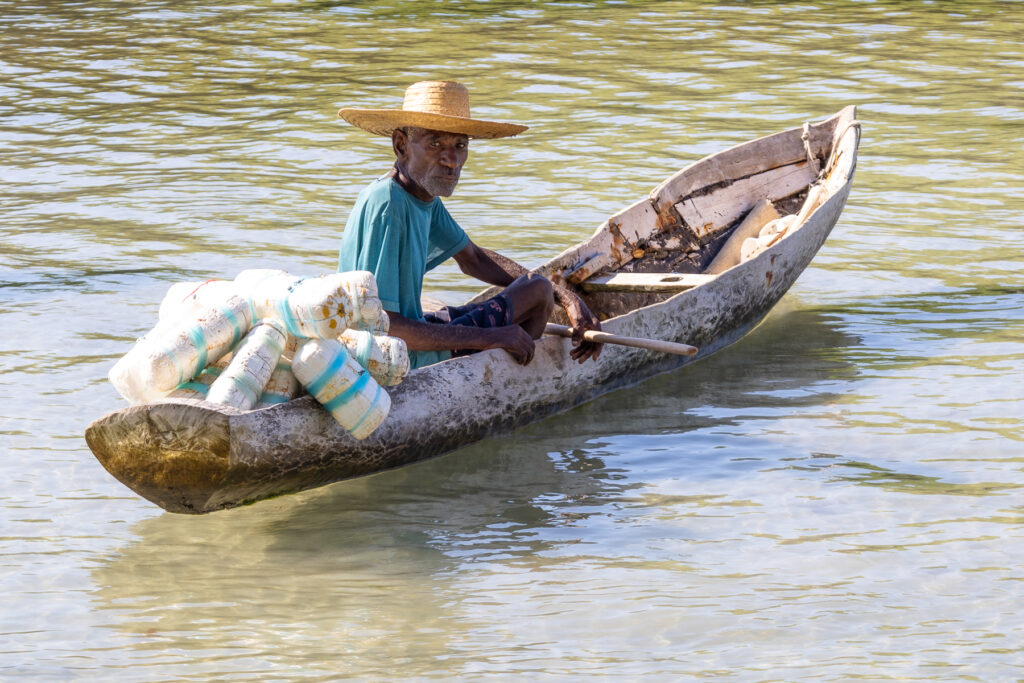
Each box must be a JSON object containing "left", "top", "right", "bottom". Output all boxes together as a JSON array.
[{"left": 2, "top": 0, "right": 1023, "bottom": 679}]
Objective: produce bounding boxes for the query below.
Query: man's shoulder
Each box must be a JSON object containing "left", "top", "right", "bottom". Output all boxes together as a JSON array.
[
  {"left": 357, "top": 176, "right": 432, "bottom": 217},
  {"left": 348, "top": 178, "right": 407, "bottom": 234},
  {"left": 356, "top": 175, "right": 397, "bottom": 208}
]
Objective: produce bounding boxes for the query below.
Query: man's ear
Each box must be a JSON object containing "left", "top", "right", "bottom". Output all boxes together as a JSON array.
[{"left": 392, "top": 129, "right": 407, "bottom": 160}]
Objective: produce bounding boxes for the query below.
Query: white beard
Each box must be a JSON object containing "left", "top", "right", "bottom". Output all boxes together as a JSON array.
[{"left": 409, "top": 167, "right": 459, "bottom": 198}]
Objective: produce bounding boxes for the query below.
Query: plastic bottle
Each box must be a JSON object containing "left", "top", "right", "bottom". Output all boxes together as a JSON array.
[
  {"left": 292, "top": 338, "right": 390, "bottom": 440},
  {"left": 338, "top": 328, "right": 409, "bottom": 387},
  {"left": 247, "top": 271, "right": 384, "bottom": 338},
  {"left": 168, "top": 353, "right": 233, "bottom": 400},
  {"left": 368, "top": 309, "right": 390, "bottom": 335},
  {"left": 158, "top": 279, "right": 245, "bottom": 324},
  {"left": 256, "top": 335, "right": 301, "bottom": 409},
  {"left": 108, "top": 294, "right": 253, "bottom": 403},
  {"left": 336, "top": 270, "right": 385, "bottom": 331},
  {"left": 740, "top": 214, "right": 799, "bottom": 263},
  {"left": 206, "top": 320, "right": 287, "bottom": 410}
]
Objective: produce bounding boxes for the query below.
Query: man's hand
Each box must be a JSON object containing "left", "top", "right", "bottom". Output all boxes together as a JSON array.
[
  {"left": 450, "top": 242, "right": 603, "bottom": 364},
  {"left": 559, "top": 291, "right": 603, "bottom": 363},
  {"left": 481, "top": 325, "right": 535, "bottom": 365}
]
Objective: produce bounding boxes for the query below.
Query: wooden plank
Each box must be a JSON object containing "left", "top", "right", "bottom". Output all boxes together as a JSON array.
[
  {"left": 564, "top": 198, "right": 659, "bottom": 285},
  {"left": 674, "top": 160, "right": 815, "bottom": 239},
  {"left": 650, "top": 128, "right": 803, "bottom": 212},
  {"left": 649, "top": 110, "right": 841, "bottom": 213},
  {"left": 608, "top": 196, "right": 660, "bottom": 245},
  {"left": 564, "top": 229, "right": 615, "bottom": 285},
  {"left": 581, "top": 272, "right": 716, "bottom": 293}
]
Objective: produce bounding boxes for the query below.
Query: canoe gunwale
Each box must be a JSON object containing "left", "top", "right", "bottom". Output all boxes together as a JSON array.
[
  {"left": 85, "top": 106, "right": 860, "bottom": 514},
  {"left": 542, "top": 107, "right": 850, "bottom": 291}
]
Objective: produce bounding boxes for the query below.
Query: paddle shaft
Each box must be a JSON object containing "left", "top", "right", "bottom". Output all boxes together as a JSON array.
[{"left": 544, "top": 324, "right": 698, "bottom": 356}]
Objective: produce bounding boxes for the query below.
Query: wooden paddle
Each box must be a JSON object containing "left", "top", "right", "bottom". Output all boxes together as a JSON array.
[{"left": 544, "top": 323, "right": 698, "bottom": 356}]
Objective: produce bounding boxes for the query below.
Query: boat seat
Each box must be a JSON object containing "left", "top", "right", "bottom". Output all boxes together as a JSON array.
[{"left": 580, "top": 272, "right": 716, "bottom": 293}]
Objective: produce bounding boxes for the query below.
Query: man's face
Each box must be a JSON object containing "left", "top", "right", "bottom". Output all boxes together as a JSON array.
[{"left": 397, "top": 127, "right": 469, "bottom": 198}]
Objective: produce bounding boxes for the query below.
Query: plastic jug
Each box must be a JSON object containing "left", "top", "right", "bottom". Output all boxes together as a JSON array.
[
  {"left": 247, "top": 271, "right": 384, "bottom": 338},
  {"left": 206, "top": 320, "right": 287, "bottom": 410},
  {"left": 338, "top": 328, "right": 409, "bottom": 387},
  {"left": 292, "top": 338, "right": 390, "bottom": 440},
  {"left": 109, "top": 294, "right": 253, "bottom": 403}
]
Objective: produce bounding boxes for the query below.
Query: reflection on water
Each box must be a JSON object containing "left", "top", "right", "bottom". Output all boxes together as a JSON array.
[
  {"left": 3, "top": 0, "right": 1024, "bottom": 678},
  {"left": 831, "top": 460, "right": 1024, "bottom": 497},
  {"left": 91, "top": 307, "right": 858, "bottom": 675}
]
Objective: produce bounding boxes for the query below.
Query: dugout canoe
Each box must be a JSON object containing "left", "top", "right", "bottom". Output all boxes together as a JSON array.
[{"left": 86, "top": 106, "right": 861, "bottom": 514}]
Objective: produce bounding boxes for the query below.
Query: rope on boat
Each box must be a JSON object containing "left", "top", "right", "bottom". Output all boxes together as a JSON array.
[
  {"left": 788, "top": 118, "right": 862, "bottom": 230},
  {"left": 802, "top": 122, "right": 822, "bottom": 177},
  {"left": 820, "top": 119, "right": 862, "bottom": 181}
]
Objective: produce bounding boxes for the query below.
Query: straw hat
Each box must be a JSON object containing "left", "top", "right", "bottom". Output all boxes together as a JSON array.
[{"left": 338, "top": 80, "right": 528, "bottom": 140}]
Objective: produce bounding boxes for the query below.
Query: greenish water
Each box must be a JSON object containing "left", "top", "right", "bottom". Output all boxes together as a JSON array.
[{"left": 2, "top": 1, "right": 1022, "bottom": 679}]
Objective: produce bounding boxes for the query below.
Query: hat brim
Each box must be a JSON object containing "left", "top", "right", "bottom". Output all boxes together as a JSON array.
[{"left": 338, "top": 108, "right": 528, "bottom": 139}]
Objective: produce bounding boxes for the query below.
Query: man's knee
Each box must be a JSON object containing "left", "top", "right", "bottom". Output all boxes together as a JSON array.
[
  {"left": 504, "top": 273, "right": 553, "bottom": 325},
  {"left": 514, "top": 273, "right": 553, "bottom": 305}
]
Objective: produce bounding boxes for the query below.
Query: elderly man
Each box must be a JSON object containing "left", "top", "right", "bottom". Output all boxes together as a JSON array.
[{"left": 336, "top": 80, "right": 601, "bottom": 369}]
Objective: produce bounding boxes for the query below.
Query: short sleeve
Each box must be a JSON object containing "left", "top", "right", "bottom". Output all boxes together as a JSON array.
[{"left": 425, "top": 202, "right": 469, "bottom": 271}]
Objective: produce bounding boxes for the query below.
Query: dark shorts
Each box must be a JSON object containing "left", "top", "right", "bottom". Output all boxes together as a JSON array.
[{"left": 423, "top": 293, "right": 515, "bottom": 357}]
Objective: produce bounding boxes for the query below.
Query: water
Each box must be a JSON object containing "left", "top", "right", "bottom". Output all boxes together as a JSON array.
[{"left": 2, "top": 0, "right": 1023, "bottom": 679}]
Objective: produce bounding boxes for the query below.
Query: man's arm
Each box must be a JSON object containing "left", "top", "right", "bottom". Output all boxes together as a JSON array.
[
  {"left": 386, "top": 310, "right": 536, "bottom": 365},
  {"left": 453, "top": 241, "right": 603, "bottom": 363},
  {"left": 451, "top": 240, "right": 520, "bottom": 288}
]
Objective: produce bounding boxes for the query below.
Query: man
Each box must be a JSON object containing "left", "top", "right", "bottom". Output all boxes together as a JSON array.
[{"left": 336, "top": 80, "right": 601, "bottom": 369}]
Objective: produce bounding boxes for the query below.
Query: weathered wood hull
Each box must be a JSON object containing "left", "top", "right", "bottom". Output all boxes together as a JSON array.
[{"left": 86, "top": 107, "right": 860, "bottom": 514}]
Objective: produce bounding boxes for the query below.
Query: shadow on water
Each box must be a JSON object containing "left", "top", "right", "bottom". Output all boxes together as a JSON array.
[{"left": 88, "top": 304, "right": 860, "bottom": 643}]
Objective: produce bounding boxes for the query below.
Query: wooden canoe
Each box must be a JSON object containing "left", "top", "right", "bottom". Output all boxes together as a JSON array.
[{"left": 86, "top": 106, "right": 861, "bottom": 514}]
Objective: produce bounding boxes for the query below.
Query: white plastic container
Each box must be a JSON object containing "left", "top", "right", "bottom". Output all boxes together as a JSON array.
[
  {"left": 206, "top": 320, "right": 287, "bottom": 410},
  {"left": 256, "top": 335, "right": 301, "bottom": 409},
  {"left": 158, "top": 279, "right": 244, "bottom": 324},
  {"left": 338, "top": 328, "right": 409, "bottom": 387},
  {"left": 108, "top": 319, "right": 175, "bottom": 403},
  {"left": 368, "top": 309, "right": 390, "bottom": 335},
  {"left": 336, "top": 270, "right": 385, "bottom": 331},
  {"left": 108, "top": 294, "right": 253, "bottom": 403},
  {"left": 740, "top": 214, "right": 799, "bottom": 263},
  {"left": 247, "top": 271, "right": 384, "bottom": 338},
  {"left": 168, "top": 353, "right": 233, "bottom": 400},
  {"left": 292, "top": 338, "right": 390, "bottom": 440}
]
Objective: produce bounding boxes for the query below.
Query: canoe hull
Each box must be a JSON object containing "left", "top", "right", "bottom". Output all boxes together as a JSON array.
[{"left": 86, "top": 109, "right": 859, "bottom": 513}]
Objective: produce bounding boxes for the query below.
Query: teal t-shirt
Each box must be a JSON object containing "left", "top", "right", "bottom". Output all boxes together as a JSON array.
[{"left": 338, "top": 176, "right": 470, "bottom": 369}]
